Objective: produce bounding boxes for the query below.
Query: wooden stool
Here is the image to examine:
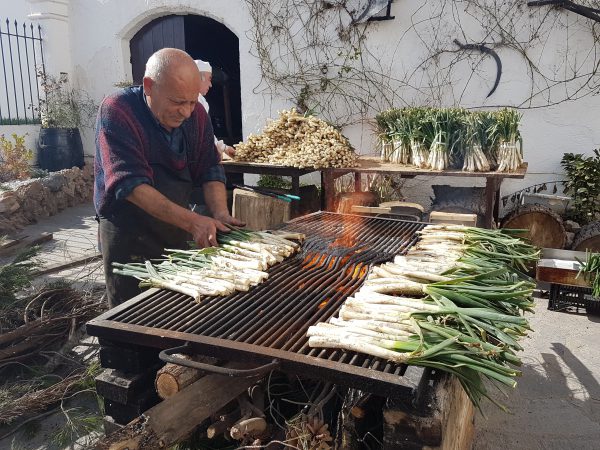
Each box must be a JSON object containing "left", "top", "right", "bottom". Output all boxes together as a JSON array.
[{"left": 429, "top": 211, "right": 477, "bottom": 226}]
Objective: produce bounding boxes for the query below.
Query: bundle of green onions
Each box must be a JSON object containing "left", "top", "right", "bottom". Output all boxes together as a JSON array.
[
  {"left": 426, "top": 108, "right": 465, "bottom": 171},
  {"left": 386, "top": 109, "right": 411, "bottom": 164},
  {"left": 494, "top": 108, "right": 523, "bottom": 172},
  {"left": 374, "top": 109, "right": 395, "bottom": 162},
  {"left": 462, "top": 111, "right": 493, "bottom": 172},
  {"left": 113, "top": 229, "right": 304, "bottom": 301},
  {"left": 308, "top": 224, "right": 539, "bottom": 409},
  {"left": 577, "top": 250, "right": 600, "bottom": 297}
]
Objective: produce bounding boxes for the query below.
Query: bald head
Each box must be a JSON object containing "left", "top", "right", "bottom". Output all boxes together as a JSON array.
[
  {"left": 142, "top": 48, "right": 202, "bottom": 131},
  {"left": 144, "top": 48, "right": 199, "bottom": 84}
]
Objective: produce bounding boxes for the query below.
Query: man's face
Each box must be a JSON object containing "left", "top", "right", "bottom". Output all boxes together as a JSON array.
[
  {"left": 143, "top": 68, "right": 201, "bottom": 131},
  {"left": 198, "top": 72, "right": 212, "bottom": 96}
]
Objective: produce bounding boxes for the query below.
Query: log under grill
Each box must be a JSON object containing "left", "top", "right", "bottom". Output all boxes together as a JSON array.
[{"left": 87, "top": 212, "right": 428, "bottom": 398}]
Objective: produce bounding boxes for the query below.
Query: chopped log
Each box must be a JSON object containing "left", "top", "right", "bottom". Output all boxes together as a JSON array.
[
  {"left": 336, "top": 191, "right": 377, "bottom": 214},
  {"left": 232, "top": 188, "right": 290, "bottom": 231},
  {"left": 571, "top": 221, "right": 600, "bottom": 251},
  {"left": 207, "top": 410, "right": 241, "bottom": 439},
  {"left": 230, "top": 417, "right": 267, "bottom": 440},
  {"left": 155, "top": 354, "right": 217, "bottom": 399},
  {"left": 94, "top": 362, "right": 263, "bottom": 450},
  {"left": 501, "top": 204, "right": 566, "bottom": 249}
]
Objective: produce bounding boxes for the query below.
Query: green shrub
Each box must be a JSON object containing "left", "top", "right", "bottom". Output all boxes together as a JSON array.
[
  {"left": 0, "top": 133, "right": 32, "bottom": 182},
  {"left": 561, "top": 150, "right": 600, "bottom": 224}
]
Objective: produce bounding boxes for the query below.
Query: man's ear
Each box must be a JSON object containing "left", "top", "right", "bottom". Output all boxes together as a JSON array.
[{"left": 142, "top": 77, "right": 153, "bottom": 96}]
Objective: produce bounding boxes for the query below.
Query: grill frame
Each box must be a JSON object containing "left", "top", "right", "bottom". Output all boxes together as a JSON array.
[{"left": 87, "top": 212, "right": 428, "bottom": 398}]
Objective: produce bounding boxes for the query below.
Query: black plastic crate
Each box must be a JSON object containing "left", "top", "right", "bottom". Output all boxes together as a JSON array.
[{"left": 549, "top": 283, "right": 600, "bottom": 313}]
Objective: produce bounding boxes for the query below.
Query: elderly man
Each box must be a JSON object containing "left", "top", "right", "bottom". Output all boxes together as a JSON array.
[
  {"left": 194, "top": 59, "right": 235, "bottom": 158},
  {"left": 94, "top": 48, "right": 243, "bottom": 307}
]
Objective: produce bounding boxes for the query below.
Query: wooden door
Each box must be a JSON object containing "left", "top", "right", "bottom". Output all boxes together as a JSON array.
[{"left": 130, "top": 15, "right": 185, "bottom": 84}]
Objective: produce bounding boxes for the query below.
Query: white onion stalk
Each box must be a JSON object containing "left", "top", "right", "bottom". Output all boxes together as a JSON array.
[
  {"left": 221, "top": 244, "right": 272, "bottom": 267},
  {"left": 307, "top": 335, "right": 411, "bottom": 364},
  {"left": 427, "top": 140, "right": 449, "bottom": 171},
  {"left": 329, "top": 318, "right": 416, "bottom": 337},
  {"left": 463, "top": 144, "right": 491, "bottom": 172},
  {"left": 345, "top": 297, "right": 438, "bottom": 314},
  {"left": 211, "top": 255, "right": 264, "bottom": 271},
  {"left": 410, "top": 139, "right": 429, "bottom": 168},
  {"left": 228, "top": 240, "right": 280, "bottom": 263},
  {"left": 265, "top": 231, "right": 305, "bottom": 244},
  {"left": 369, "top": 266, "right": 451, "bottom": 283},
  {"left": 308, "top": 322, "right": 413, "bottom": 343},
  {"left": 386, "top": 260, "right": 458, "bottom": 274},
  {"left": 496, "top": 141, "right": 522, "bottom": 172},
  {"left": 256, "top": 231, "right": 301, "bottom": 249},
  {"left": 416, "top": 230, "right": 466, "bottom": 241}
]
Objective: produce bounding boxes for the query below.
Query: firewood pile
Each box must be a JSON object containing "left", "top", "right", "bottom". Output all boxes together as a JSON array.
[{"left": 0, "top": 286, "right": 104, "bottom": 366}]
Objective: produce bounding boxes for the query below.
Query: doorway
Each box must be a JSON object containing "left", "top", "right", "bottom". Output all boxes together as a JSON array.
[{"left": 129, "top": 14, "right": 242, "bottom": 145}]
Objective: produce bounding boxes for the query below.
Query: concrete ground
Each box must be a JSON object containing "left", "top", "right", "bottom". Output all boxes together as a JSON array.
[
  {"left": 474, "top": 297, "right": 600, "bottom": 450},
  {"left": 1, "top": 203, "right": 599, "bottom": 449}
]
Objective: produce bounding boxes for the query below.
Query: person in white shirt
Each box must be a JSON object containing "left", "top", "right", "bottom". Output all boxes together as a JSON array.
[{"left": 194, "top": 59, "right": 235, "bottom": 158}]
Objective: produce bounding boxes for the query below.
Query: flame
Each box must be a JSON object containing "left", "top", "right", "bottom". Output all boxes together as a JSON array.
[{"left": 331, "top": 214, "right": 361, "bottom": 249}]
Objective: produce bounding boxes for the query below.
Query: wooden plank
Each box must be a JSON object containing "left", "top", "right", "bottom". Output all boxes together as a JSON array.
[
  {"left": 324, "top": 156, "right": 528, "bottom": 179},
  {"left": 0, "top": 235, "right": 26, "bottom": 251},
  {"left": 429, "top": 211, "right": 477, "bottom": 226},
  {"left": 147, "top": 366, "right": 261, "bottom": 445},
  {"left": 351, "top": 205, "right": 393, "bottom": 215},
  {"left": 222, "top": 160, "right": 317, "bottom": 177},
  {"left": 94, "top": 362, "right": 263, "bottom": 449},
  {"left": 96, "top": 367, "right": 161, "bottom": 405},
  {"left": 0, "top": 232, "right": 53, "bottom": 257},
  {"left": 34, "top": 253, "right": 101, "bottom": 276}
]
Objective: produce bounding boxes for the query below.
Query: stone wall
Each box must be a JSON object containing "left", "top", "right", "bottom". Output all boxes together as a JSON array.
[{"left": 0, "top": 165, "right": 94, "bottom": 235}]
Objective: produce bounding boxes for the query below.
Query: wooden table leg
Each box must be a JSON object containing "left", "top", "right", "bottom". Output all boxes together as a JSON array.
[
  {"left": 484, "top": 177, "right": 500, "bottom": 228},
  {"left": 354, "top": 172, "right": 361, "bottom": 193},
  {"left": 291, "top": 176, "right": 300, "bottom": 217},
  {"left": 322, "top": 170, "right": 336, "bottom": 211}
]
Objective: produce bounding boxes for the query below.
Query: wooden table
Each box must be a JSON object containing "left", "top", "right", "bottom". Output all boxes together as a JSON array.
[
  {"left": 321, "top": 156, "right": 528, "bottom": 228},
  {"left": 221, "top": 160, "right": 321, "bottom": 217}
]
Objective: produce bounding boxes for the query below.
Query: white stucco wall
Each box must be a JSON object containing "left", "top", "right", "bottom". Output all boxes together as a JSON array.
[
  {"left": 0, "top": 124, "right": 40, "bottom": 157},
  {"left": 26, "top": 0, "right": 600, "bottom": 213}
]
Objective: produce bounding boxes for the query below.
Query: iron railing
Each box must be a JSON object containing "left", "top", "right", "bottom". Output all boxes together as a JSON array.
[{"left": 0, "top": 18, "right": 45, "bottom": 125}]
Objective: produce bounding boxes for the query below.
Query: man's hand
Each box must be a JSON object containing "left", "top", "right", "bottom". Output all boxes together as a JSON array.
[
  {"left": 213, "top": 211, "right": 246, "bottom": 228},
  {"left": 126, "top": 184, "right": 232, "bottom": 248},
  {"left": 223, "top": 145, "right": 236, "bottom": 158},
  {"left": 188, "top": 214, "right": 229, "bottom": 248}
]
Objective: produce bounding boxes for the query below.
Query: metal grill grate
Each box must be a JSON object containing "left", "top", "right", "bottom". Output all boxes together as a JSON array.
[{"left": 87, "top": 212, "right": 427, "bottom": 397}]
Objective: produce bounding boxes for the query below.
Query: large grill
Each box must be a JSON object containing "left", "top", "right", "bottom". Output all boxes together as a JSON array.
[{"left": 87, "top": 212, "right": 428, "bottom": 398}]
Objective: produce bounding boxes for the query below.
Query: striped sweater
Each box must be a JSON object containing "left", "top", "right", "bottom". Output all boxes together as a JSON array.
[{"left": 94, "top": 86, "right": 221, "bottom": 216}]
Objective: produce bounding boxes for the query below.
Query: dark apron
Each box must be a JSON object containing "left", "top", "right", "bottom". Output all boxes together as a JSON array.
[{"left": 99, "top": 161, "right": 193, "bottom": 308}]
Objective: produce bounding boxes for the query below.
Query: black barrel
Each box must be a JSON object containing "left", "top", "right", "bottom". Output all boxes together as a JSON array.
[{"left": 37, "top": 128, "right": 84, "bottom": 172}]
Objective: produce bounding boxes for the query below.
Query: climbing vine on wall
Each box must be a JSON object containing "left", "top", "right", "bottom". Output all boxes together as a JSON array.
[
  {"left": 245, "top": 0, "right": 600, "bottom": 127},
  {"left": 244, "top": 0, "right": 405, "bottom": 126}
]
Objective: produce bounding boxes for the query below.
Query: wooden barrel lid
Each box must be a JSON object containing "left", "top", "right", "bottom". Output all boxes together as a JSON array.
[
  {"left": 501, "top": 204, "right": 566, "bottom": 249},
  {"left": 571, "top": 221, "right": 600, "bottom": 251}
]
